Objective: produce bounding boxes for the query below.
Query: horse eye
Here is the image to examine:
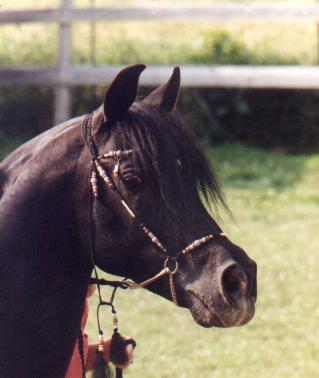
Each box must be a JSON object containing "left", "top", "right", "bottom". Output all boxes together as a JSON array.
[{"left": 122, "top": 174, "right": 143, "bottom": 190}]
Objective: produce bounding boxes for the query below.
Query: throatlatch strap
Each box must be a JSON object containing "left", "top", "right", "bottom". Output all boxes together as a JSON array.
[{"left": 89, "top": 277, "right": 130, "bottom": 289}]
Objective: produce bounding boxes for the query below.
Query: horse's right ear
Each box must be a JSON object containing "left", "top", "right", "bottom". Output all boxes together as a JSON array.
[
  {"left": 143, "top": 66, "right": 180, "bottom": 112},
  {"left": 101, "top": 64, "right": 146, "bottom": 126}
]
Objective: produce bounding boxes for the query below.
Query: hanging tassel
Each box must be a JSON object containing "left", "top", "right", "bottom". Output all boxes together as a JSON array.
[
  {"left": 115, "top": 367, "right": 123, "bottom": 378},
  {"left": 93, "top": 331, "right": 112, "bottom": 378},
  {"left": 109, "top": 330, "right": 136, "bottom": 378},
  {"left": 109, "top": 309, "right": 135, "bottom": 378},
  {"left": 110, "top": 331, "right": 126, "bottom": 378},
  {"left": 92, "top": 352, "right": 110, "bottom": 378},
  {"left": 110, "top": 330, "right": 129, "bottom": 367},
  {"left": 109, "top": 310, "right": 126, "bottom": 367},
  {"left": 92, "top": 290, "right": 135, "bottom": 378}
]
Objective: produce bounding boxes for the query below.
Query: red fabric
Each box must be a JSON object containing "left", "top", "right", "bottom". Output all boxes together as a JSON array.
[{"left": 65, "top": 300, "right": 89, "bottom": 378}]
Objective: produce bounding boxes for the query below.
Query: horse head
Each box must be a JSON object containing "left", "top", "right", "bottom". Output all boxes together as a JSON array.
[{"left": 77, "top": 64, "right": 257, "bottom": 328}]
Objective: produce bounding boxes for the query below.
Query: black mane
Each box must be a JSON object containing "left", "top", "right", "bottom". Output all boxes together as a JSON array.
[{"left": 106, "top": 101, "right": 227, "bottom": 214}]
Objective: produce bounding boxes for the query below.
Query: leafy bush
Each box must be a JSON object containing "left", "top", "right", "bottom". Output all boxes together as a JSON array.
[
  {"left": 1, "top": 85, "right": 319, "bottom": 154},
  {"left": 0, "top": 87, "right": 53, "bottom": 137},
  {"left": 180, "top": 88, "right": 319, "bottom": 152},
  {"left": 199, "top": 31, "right": 299, "bottom": 65}
]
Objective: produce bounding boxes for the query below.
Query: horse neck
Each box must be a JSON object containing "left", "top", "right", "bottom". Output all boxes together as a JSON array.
[{"left": 0, "top": 117, "right": 93, "bottom": 376}]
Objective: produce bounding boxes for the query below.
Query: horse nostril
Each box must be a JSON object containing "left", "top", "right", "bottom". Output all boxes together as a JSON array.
[{"left": 221, "top": 264, "right": 248, "bottom": 303}]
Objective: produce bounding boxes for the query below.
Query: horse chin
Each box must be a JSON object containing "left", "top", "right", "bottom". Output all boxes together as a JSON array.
[
  {"left": 187, "top": 291, "right": 225, "bottom": 328},
  {"left": 187, "top": 291, "right": 256, "bottom": 328}
]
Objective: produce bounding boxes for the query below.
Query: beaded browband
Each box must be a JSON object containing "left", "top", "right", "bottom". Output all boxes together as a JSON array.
[{"left": 83, "top": 113, "right": 226, "bottom": 306}]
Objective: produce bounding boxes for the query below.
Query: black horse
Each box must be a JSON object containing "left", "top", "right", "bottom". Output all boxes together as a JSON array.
[{"left": 0, "top": 65, "right": 257, "bottom": 377}]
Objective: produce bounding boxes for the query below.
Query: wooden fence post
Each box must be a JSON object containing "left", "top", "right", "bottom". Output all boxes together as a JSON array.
[
  {"left": 54, "top": 0, "right": 73, "bottom": 125},
  {"left": 90, "top": 0, "right": 97, "bottom": 65}
]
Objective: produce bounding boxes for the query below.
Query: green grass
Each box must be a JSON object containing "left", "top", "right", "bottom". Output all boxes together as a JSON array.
[{"left": 81, "top": 144, "right": 319, "bottom": 378}]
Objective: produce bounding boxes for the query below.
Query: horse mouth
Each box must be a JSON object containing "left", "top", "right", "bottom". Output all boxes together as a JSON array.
[
  {"left": 187, "top": 290, "right": 256, "bottom": 328},
  {"left": 186, "top": 291, "right": 225, "bottom": 328}
]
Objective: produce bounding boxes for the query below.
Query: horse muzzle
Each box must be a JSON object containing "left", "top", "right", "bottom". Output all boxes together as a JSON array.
[{"left": 184, "top": 261, "right": 257, "bottom": 328}]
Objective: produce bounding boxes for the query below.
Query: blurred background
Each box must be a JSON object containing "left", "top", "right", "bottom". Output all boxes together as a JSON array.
[{"left": 0, "top": 1, "right": 318, "bottom": 377}]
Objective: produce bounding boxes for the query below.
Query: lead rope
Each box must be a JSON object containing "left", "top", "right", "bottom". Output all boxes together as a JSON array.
[{"left": 94, "top": 283, "right": 136, "bottom": 378}]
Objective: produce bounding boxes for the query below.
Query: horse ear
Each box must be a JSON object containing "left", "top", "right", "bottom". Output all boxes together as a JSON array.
[
  {"left": 103, "top": 64, "right": 146, "bottom": 122},
  {"left": 143, "top": 66, "right": 180, "bottom": 112}
]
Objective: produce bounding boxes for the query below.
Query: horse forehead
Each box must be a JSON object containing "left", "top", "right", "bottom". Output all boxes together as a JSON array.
[
  {"left": 96, "top": 130, "right": 173, "bottom": 161},
  {"left": 97, "top": 132, "right": 118, "bottom": 151}
]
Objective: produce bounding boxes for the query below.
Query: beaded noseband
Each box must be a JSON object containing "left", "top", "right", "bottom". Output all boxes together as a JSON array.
[{"left": 83, "top": 113, "right": 227, "bottom": 306}]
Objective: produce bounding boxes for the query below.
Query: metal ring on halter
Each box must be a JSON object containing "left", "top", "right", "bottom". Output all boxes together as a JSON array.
[{"left": 164, "top": 257, "right": 179, "bottom": 275}]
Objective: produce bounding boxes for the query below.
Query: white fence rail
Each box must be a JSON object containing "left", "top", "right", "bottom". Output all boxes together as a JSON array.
[
  {"left": 1, "top": 2, "right": 318, "bottom": 123},
  {"left": 2, "top": 5, "right": 319, "bottom": 23},
  {"left": 2, "top": 65, "right": 319, "bottom": 89}
]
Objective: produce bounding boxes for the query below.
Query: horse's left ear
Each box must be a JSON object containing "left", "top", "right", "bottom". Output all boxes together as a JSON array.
[
  {"left": 103, "top": 64, "right": 146, "bottom": 123},
  {"left": 143, "top": 66, "right": 180, "bottom": 112}
]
